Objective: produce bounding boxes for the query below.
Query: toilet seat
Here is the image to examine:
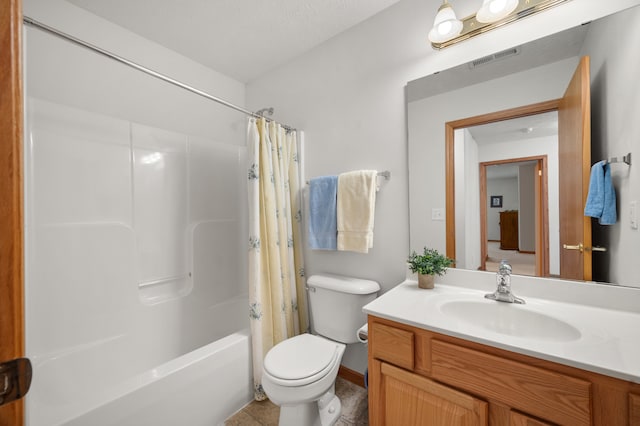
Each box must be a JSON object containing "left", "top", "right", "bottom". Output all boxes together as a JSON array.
[{"left": 264, "top": 334, "right": 340, "bottom": 387}]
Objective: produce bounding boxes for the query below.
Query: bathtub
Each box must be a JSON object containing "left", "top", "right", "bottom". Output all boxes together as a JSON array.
[{"left": 26, "top": 297, "right": 253, "bottom": 426}]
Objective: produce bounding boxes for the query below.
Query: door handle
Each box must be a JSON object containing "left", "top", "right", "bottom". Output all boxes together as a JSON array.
[
  {"left": 0, "top": 358, "right": 32, "bottom": 406},
  {"left": 563, "top": 243, "right": 584, "bottom": 253},
  {"left": 563, "top": 243, "right": 607, "bottom": 253}
]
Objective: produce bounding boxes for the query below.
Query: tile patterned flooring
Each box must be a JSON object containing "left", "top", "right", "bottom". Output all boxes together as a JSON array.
[{"left": 225, "top": 377, "right": 369, "bottom": 425}]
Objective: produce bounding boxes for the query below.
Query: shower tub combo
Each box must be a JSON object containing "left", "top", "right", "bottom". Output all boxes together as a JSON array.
[{"left": 25, "top": 99, "right": 252, "bottom": 425}]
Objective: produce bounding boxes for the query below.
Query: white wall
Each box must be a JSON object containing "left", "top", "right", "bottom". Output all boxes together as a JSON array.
[
  {"left": 454, "top": 128, "right": 467, "bottom": 267},
  {"left": 583, "top": 6, "right": 640, "bottom": 286},
  {"left": 519, "top": 164, "right": 537, "bottom": 252},
  {"left": 24, "top": 0, "right": 246, "bottom": 142},
  {"left": 463, "top": 130, "right": 482, "bottom": 271},
  {"left": 454, "top": 128, "right": 481, "bottom": 270},
  {"left": 247, "top": 0, "right": 640, "bottom": 374}
]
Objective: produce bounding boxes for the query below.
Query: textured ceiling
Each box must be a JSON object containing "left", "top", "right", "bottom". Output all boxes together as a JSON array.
[
  {"left": 67, "top": 0, "right": 402, "bottom": 83},
  {"left": 468, "top": 111, "right": 558, "bottom": 146}
]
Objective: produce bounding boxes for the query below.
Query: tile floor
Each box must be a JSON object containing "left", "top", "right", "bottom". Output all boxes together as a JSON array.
[{"left": 224, "top": 377, "right": 369, "bottom": 425}]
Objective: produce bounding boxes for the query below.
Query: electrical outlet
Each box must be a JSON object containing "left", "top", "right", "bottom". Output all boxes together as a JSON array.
[
  {"left": 431, "top": 208, "right": 445, "bottom": 221},
  {"left": 631, "top": 201, "right": 638, "bottom": 230}
]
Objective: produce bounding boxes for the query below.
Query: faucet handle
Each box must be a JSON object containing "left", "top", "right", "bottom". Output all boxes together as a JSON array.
[{"left": 498, "top": 259, "right": 512, "bottom": 275}]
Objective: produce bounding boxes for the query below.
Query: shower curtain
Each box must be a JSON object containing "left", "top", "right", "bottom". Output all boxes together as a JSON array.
[{"left": 247, "top": 117, "right": 308, "bottom": 400}]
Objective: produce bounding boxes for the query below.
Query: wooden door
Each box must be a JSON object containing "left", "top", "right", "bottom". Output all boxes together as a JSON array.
[
  {"left": 558, "top": 56, "right": 592, "bottom": 280},
  {"left": 0, "top": 0, "right": 25, "bottom": 424},
  {"left": 379, "top": 362, "right": 487, "bottom": 426}
]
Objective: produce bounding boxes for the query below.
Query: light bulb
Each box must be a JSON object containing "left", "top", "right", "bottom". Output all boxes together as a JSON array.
[
  {"left": 476, "top": 0, "right": 519, "bottom": 23},
  {"left": 428, "top": 1, "right": 463, "bottom": 43}
]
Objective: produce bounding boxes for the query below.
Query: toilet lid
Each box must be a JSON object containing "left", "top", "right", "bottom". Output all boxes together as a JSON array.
[{"left": 264, "top": 334, "right": 339, "bottom": 383}]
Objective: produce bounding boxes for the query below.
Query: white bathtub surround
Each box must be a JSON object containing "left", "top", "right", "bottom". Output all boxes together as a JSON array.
[
  {"left": 364, "top": 268, "right": 640, "bottom": 383},
  {"left": 25, "top": 99, "right": 251, "bottom": 425},
  {"left": 247, "top": 117, "right": 308, "bottom": 400}
]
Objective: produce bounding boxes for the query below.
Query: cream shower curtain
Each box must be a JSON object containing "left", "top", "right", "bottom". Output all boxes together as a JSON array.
[{"left": 247, "top": 117, "right": 308, "bottom": 400}]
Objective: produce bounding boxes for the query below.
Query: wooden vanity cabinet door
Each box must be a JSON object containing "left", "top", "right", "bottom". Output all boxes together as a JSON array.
[
  {"left": 630, "top": 393, "right": 640, "bottom": 424},
  {"left": 510, "top": 411, "right": 554, "bottom": 426},
  {"left": 378, "top": 362, "right": 488, "bottom": 426}
]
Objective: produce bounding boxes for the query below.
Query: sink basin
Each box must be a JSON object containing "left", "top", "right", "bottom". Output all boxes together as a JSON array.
[{"left": 439, "top": 300, "right": 582, "bottom": 342}]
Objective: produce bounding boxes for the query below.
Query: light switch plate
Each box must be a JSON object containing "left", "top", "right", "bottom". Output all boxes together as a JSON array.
[{"left": 432, "top": 208, "right": 445, "bottom": 221}]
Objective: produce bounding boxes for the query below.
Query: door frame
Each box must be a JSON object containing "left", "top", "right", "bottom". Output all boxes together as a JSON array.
[
  {"left": 445, "top": 99, "right": 560, "bottom": 271},
  {"left": 0, "top": 0, "right": 25, "bottom": 423},
  {"left": 478, "top": 156, "right": 549, "bottom": 276}
]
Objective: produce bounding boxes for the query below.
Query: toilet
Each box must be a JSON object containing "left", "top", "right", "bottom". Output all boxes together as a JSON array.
[{"left": 261, "top": 274, "right": 380, "bottom": 426}]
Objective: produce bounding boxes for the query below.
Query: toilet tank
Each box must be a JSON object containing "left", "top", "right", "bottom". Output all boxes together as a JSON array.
[{"left": 307, "top": 274, "right": 380, "bottom": 344}]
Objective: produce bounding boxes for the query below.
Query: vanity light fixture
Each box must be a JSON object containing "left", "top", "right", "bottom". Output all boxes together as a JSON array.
[
  {"left": 429, "top": 0, "right": 571, "bottom": 49},
  {"left": 476, "top": 0, "right": 519, "bottom": 23},
  {"left": 428, "top": 1, "right": 463, "bottom": 43}
]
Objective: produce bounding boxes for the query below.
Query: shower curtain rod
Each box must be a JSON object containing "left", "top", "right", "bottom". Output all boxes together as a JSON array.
[{"left": 22, "top": 16, "right": 296, "bottom": 132}]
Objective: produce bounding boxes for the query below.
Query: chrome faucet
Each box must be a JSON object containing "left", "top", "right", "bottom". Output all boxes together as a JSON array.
[{"left": 484, "top": 260, "right": 525, "bottom": 304}]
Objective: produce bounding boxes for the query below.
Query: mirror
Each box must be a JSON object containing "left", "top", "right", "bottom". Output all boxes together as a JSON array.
[{"left": 407, "top": 5, "right": 640, "bottom": 287}]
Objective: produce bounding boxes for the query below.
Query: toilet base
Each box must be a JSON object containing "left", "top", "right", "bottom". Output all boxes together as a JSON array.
[{"left": 278, "top": 391, "right": 341, "bottom": 426}]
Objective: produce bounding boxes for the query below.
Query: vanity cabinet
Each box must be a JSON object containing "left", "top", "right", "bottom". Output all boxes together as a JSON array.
[{"left": 368, "top": 316, "right": 640, "bottom": 425}]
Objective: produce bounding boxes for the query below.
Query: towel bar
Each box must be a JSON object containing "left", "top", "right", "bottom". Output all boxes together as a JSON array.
[{"left": 306, "top": 170, "right": 391, "bottom": 185}]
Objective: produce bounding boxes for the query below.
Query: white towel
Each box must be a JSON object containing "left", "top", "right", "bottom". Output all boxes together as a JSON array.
[{"left": 337, "top": 170, "right": 377, "bottom": 253}]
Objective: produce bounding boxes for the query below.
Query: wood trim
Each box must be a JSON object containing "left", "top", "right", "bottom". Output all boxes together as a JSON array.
[
  {"left": 338, "top": 365, "right": 365, "bottom": 388},
  {"left": 479, "top": 165, "right": 487, "bottom": 271},
  {"left": 447, "top": 97, "right": 558, "bottom": 275},
  {"left": 447, "top": 99, "right": 561, "bottom": 130},
  {"left": 445, "top": 122, "right": 456, "bottom": 263},
  {"left": 0, "top": 0, "right": 24, "bottom": 423}
]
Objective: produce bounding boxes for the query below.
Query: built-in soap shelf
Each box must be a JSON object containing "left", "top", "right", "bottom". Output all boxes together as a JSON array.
[{"left": 138, "top": 273, "right": 192, "bottom": 305}]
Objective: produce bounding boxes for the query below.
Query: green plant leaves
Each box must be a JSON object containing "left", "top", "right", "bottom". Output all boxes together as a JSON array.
[{"left": 407, "top": 247, "right": 453, "bottom": 276}]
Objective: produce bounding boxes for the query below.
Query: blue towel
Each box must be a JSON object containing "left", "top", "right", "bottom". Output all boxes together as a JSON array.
[
  {"left": 584, "top": 160, "right": 617, "bottom": 225},
  {"left": 309, "top": 175, "right": 338, "bottom": 249}
]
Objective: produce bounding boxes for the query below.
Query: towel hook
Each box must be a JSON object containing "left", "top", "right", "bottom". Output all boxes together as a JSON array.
[{"left": 606, "top": 152, "right": 631, "bottom": 165}]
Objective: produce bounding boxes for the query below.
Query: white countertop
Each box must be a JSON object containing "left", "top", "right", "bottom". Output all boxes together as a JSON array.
[{"left": 363, "top": 277, "right": 640, "bottom": 383}]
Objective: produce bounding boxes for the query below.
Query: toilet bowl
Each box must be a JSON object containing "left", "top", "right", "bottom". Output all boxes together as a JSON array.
[
  {"left": 262, "top": 334, "right": 346, "bottom": 426},
  {"left": 261, "top": 274, "right": 380, "bottom": 426}
]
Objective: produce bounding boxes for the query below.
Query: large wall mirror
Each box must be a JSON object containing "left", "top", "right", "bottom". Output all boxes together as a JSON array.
[{"left": 407, "top": 5, "right": 640, "bottom": 288}]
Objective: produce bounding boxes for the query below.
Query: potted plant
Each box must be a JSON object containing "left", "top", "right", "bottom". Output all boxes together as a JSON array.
[{"left": 407, "top": 247, "right": 454, "bottom": 289}]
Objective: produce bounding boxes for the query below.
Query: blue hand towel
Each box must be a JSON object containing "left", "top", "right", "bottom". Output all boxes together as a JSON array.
[
  {"left": 584, "top": 161, "right": 617, "bottom": 225},
  {"left": 309, "top": 175, "right": 338, "bottom": 249}
]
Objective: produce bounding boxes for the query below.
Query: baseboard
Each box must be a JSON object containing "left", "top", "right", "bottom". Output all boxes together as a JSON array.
[
  {"left": 519, "top": 250, "right": 535, "bottom": 254},
  {"left": 338, "top": 365, "right": 365, "bottom": 388}
]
